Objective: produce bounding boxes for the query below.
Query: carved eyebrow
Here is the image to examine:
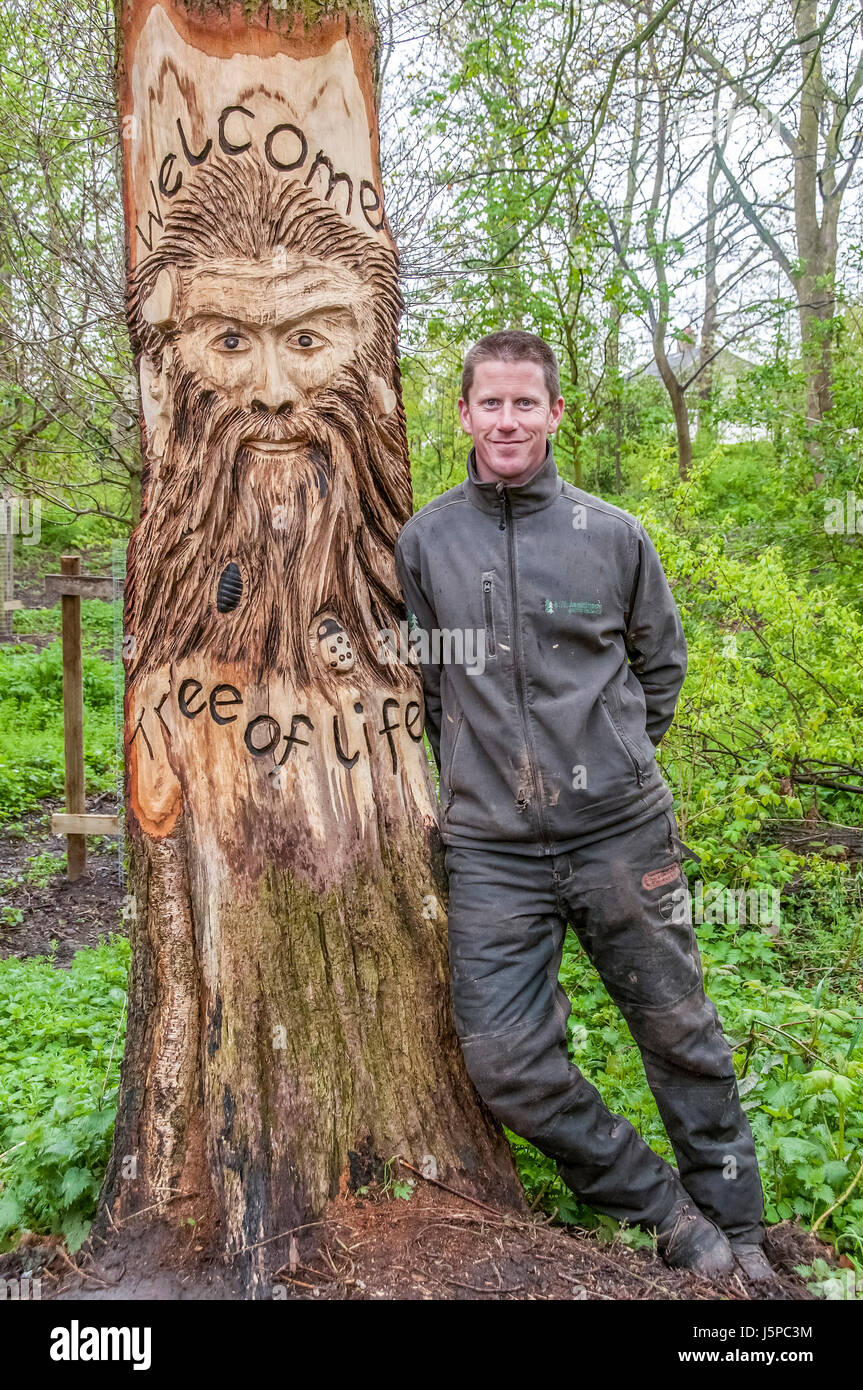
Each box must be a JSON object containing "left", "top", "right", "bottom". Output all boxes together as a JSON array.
[
  {"left": 281, "top": 304, "right": 359, "bottom": 330},
  {"left": 182, "top": 301, "right": 359, "bottom": 332}
]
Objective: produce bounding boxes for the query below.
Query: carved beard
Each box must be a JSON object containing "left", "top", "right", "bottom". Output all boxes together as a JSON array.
[{"left": 126, "top": 359, "right": 414, "bottom": 695}]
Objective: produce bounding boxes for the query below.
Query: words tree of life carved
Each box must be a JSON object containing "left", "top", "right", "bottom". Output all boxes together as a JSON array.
[{"left": 106, "top": 0, "right": 524, "bottom": 1288}]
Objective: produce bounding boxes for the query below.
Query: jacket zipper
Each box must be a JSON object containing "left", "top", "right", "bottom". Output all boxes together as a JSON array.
[
  {"left": 498, "top": 484, "right": 553, "bottom": 853},
  {"left": 599, "top": 692, "right": 644, "bottom": 786},
  {"left": 481, "top": 573, "right": 496, "bottom": 657}
]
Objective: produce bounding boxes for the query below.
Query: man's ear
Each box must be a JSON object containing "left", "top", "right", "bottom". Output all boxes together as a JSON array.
[
  {"left": 139, "top": 344, "right": 174, "bottom": 465},
  {"left": 457, "top": 396, "right": 473, "bottom": 435},
  {"left": 548, "top": 395, "right": 565, "bottom": 433}
]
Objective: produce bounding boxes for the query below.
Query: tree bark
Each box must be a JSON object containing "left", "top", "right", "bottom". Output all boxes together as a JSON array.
[
  {"left": 102, "top": 0, "right": 524, "bottom": 1294},
  {"left": 792, "top": 0, "right": 839, "bottom": 430},
  {"left": 606, "top": 64, "right": 645, "bottom": 491},
  {"left": 696, "top": 89, "right": 721, "bottom": 450},
  {"left": 644, "top": 59, "right": 692, "bottom": 480}
]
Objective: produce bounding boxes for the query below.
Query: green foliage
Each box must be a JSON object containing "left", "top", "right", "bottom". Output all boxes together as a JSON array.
[
  {"left": 0, "top": 937, "right": 130, "bottom": 1252},
  {"left": 15, "top": 852, "right": 66, "bottom": 889},
  {"left": 0, "top": 619, "right": 121, "bottom": 824},
  {"left": 795, "top": 1258, "right": 859, "bottom": 1300},
  {"left": 13, "top": 600, "right": 120, "bottom": 647},
  {"left": 620, "top": 448, "right": 863, "bottom": 883},
  {"left": 511, "top": 878, "right": 863, "bottom": 1271}
]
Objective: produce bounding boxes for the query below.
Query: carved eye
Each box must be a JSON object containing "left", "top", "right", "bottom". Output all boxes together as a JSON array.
[
  {"left": 222, "top": 334, "right": 241, "bottom": 350},
  {"left": 292, "top": 331, "right": 322, "bottom": 350}
]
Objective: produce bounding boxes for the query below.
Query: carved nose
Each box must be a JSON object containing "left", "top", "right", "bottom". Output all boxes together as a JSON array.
[
  {"left": 250, "top": 397, "right": 293, "bottom": 414},
  {"left": 251, "top": 346, "right": 295, "bottom": 413}
]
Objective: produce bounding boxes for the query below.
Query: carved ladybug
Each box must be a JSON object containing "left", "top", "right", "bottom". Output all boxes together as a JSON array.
[{"left": 316, "top": 616, "right": 355, "bottom": 672}]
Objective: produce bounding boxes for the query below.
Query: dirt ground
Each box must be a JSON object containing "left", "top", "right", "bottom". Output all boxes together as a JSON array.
[
  {"left": 1, "top": 1180, "right": 834, "bottom": 1302},
  {"left": 0, "top": 800, "right": 126, "bottom": 964}
]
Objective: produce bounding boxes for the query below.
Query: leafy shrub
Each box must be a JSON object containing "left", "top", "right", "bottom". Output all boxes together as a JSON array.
[
  {"left": 0, "top": 938, "right": 130, "bottom": 1252},
  {"left": 0, "top": 636, "right": 120, "bottom": 823}
]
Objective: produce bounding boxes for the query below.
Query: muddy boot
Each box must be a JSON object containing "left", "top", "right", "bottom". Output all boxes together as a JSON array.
[
  {"left": 728, "top": 1236, "right": 777, "bottom": 1283},
  {"left": 655, "top": 1199, "right": 735, "bottom": 1278}
]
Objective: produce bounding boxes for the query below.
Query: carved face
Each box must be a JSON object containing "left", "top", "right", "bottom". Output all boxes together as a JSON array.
[
  {"left": 126, "top": 155, "right": 412, "bottom": 693},
  {"left": 175, "top": 256, "right": 370, "bottom": 446}
]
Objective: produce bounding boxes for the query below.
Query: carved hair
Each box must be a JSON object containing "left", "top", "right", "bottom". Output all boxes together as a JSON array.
[
  {"left": 129, "top": 153, "right": 402, "bottom": 371},
  {"left": 126, "top": 153, "right": 415, "bottom": 694}
]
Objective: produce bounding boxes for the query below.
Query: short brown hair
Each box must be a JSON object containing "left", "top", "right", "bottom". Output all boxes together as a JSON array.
[{"left": 461, "top": 329, "right": 561, "bottom": 404}]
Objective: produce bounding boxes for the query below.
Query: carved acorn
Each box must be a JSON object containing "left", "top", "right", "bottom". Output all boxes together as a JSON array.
[{"left": 216, "top": 561, "right": 243, "bottom": 613}]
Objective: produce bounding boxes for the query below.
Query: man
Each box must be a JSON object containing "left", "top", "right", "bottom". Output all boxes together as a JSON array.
[{"left": 394, "top": 329, "right": 772, "bottom": 1281}]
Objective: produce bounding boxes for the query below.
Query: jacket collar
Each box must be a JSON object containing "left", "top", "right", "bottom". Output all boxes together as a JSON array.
[{"left": 463, "top": 439, "right": 563, "bottom": 517}]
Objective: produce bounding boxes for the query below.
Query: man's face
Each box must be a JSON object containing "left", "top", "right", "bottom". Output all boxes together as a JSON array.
[
  {"left": 458, "top": 359, "right": 564, "bottom": 486},
  {"left": 174, "top": 254, "right": 368, "bottom": 460}
]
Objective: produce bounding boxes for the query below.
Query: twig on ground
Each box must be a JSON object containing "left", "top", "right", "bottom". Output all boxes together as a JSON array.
[
  {"left": 394, "top": 1156, "right": 526, "bottom": 1221},
  {"left": 812, "top": 1155, "right": 863, "bottom": 1234},
  {"left": 98, "top": 990, "right": 127, "bottom": 1109},
  {"left": 115, "top": 1189, "right": 199, "bottom": 1225}
]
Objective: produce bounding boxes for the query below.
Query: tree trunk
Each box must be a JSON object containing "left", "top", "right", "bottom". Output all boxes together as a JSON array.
[
  {"left": 609, "top": 64, "right": 645, "bottom": 492},
  {"left": 797, "top": 284, "right": 836, "bottom": 427},
  {"left": 644, "top": 64, "right": 692, "bottom": 480},
  {"left": 792, "top": 0, "right": 838, "bottom": 434},
  {"left": 606, "top": 318, "right": 623, "bottom": 492},
  {"left": 102, "top": 0, "right": 524, "bottom": 1294},
  {"left": 661, "top": 362, "right": 693, "bottom": 481},
  {"left": 696, "top": 93, "right": 720, "bottom": 451}
]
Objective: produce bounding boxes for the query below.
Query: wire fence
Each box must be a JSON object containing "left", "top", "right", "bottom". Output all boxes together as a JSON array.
[{"left": 111, "top": 539, "right": 127, "bottom": 890}]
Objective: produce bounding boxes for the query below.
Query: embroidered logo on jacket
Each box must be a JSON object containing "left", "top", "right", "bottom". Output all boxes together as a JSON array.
[{"left": 542, "top": 599, "right": 602, "bottom": 615}]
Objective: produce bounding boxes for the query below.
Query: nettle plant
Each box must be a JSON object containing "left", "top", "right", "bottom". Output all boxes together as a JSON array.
[
  {"left": 0, "top": 941, "right": 129, "bottom": 1252},
  {"left": 638, "top": 454, "right": 863, "bottom": 886}
]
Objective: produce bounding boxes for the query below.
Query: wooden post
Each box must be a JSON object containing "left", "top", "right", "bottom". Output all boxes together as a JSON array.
[
  {"left": 99, "top": 0, "right": 525, "bottom": 1292},
  {"left": 60, "top": 554, "right": 86, "bottom": 880}
]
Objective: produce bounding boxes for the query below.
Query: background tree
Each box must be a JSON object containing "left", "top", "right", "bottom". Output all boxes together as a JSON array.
[
  {"left": 667, "top": 0, "right": 863, "bottom": 433},
  {"left": 0, "top": 0, "right": 136, "bottom": 525}
]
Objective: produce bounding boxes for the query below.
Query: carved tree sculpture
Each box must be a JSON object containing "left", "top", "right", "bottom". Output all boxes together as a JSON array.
[{"left": 103, "top": 0, "right": 524, "bottom": 1289}]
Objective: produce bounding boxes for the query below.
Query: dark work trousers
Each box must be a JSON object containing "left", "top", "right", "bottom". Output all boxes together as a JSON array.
[{"left": 444, "top": 807, "right": 764, "bottom": 1240}]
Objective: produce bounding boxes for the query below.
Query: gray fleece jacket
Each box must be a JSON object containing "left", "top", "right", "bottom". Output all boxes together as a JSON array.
[{"left": 393, "top": 442, "right": 687, "bottom": 855}]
